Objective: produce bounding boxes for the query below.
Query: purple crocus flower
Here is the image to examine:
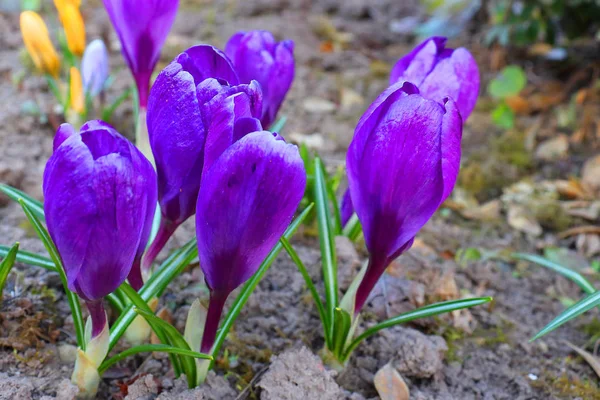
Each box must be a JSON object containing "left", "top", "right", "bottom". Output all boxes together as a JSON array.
[
  {"left": 390, "top": 36, "right": 479, "bottom": 120},
  {"left": 102, "top": 0, "right": 179, "bottom": 108},
  {"left": 196, "top": 131, "right": 306, "bottom": 353},
  {"left": 81, "top": 39, "right": 109, "bottom": 97},
  {"left": 143, "top": 45, "right": 263, "bottom": 273},
  {"left": 347, "top": 82, "right": 462, "bottom": 313},
  {"left": 44, "top": 121, "right": 157, "bottom": 336},
  {"left": 225, "top": 30, "right": 294, "bottom": 128},
  {"left": 340, "top": 189, "right": 353, "bottom": 228}
]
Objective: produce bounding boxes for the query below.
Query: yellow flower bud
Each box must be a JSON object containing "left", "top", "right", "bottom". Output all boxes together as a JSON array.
[
  {"left": 70, "top": 67, "right": 84, "bottom": 114},
  {"left": 19, "top": 11, "right": 60, "bottom": 78},
  {"left": 55, "top": 1, "right": 86, "bottom": 56}
]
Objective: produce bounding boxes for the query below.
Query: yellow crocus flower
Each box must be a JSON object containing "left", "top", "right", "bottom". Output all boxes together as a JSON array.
[
  {"left": 19, "top": 11, "right": 60, "bottom": 78},
  {"left": 55, "top": 1, "right": 86, "bottom": 56},
  {"left": 70, "top": 67, "right": 85, "bottom": 114}
]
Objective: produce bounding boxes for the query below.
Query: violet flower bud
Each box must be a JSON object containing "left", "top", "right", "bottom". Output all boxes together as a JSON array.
[
  {"left": 347, "top": 82, "right": 462, "bottom": 313},
  {"left": 81, "top": 39, "right": 109, "bottom": 97},
  {"left": 390, "top": 36, "right": 479, "bottom": 120},
  {"left": 144, "top": 45, "right": 263, "bottom": 272},
  {"left": 225, "top": 30, "right": 294, "bottom": 128},
  {"left": 44, "top": 120, "right": 157, "bottom": 334},
  {"left": 102, "top": 0, "right": 178, "bottom": 108},
  {"left": 196, "top": 131, "right": 306, "bottom": 353}
]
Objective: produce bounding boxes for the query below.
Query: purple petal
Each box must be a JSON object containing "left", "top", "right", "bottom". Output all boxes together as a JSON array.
[
  {"left": 340, "top": 188, "right": 353, "bottom": 228},
  {"left": 148, "top": 61, "right": 205, "bottom": 225},
  {"left": 44, "top": 123, "right": 156, "bottom": 301},
  {"left": 419, "top": 48, "right": 480, "bottom": 120},
  {"left": 389, "top": 36, "right": 447, "bottom": 86},
  {"left": 347, "top": 82, "right": 462, "bottom": 309},
  {"left": 81, "top": 39, "right": 109, "bottom": 96},
  {"left": 225, "top": 31, "right": 294, "bottom": 127},
  {"left": 53, "top": 123, "right": 77, "bottom": 151},
  {"left": 102, "top": 0, "right": 179, "bottom": 107},
  {"left": 196, "top": 131, "right": 306, "bottom": 295},
  {"left": 175, "top": 45, "right": 239, "bottom": 86}
]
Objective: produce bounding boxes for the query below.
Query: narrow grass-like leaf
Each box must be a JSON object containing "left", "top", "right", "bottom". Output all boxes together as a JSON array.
[
  {"left": 134, "top": 307, "right": 196, "bottom": 386},
  {"left": 0, "top": 245, "right": 55, "bottom": 271},
  {"left": 98, "top": 344, "right": 212, "bottom": 375},
  {"left": 45, "top": 75, "right": 63, "bottom": 105},
  {"left": 332, "top": 307, "right": 351, "bottom": 357},
  {"left": 314, "top": 158, "right": 337, "bottom": 342},
  {"left": 19, "top": 200, "right": 86, "bottom": 349},
  {"left": 532, "top": 291, "right": 600, "bottom": 341},
  {"left": 343, "top": 297, "right": 493, "bottom": 361},
  {"left": 280, "top": 237, "right": 329, "bottom": 343},
  {"left": 210, "top": 204, "right": 313, "bottom": 363},
  {"left": 101, "top": 87, "right": 132, "bottom": 122},
  {"left": 0, "top": 244, "right": 122, "bottom": 311},
  {"left": 269, "top": 115, "right": 287, "bottom": 133},
  {"left": 513, "top": 252, "right": 596, "bottom": 294},
  {"left": 342, "top": 214, "right": 363, "bottom": 242},
  {"left": 0, "top": 243, "right": 19, "bottom": 300},
  {"left": 325, "top": 175, "right": 342, "bottom": 235},
  {"left": 118, "top": 283, "right": 183, "bottom": 376},
  {"left": 0, "top": 184, "right": 45, "bottom": 220},
  {"left": 108, "top": 239, "right": 198, "bottom": 351}
]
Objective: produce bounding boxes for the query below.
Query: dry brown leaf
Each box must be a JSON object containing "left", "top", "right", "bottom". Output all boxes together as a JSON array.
[
  {"left": 534, "top": 134, "right": 569, "bottom": 161},
  {"left": 564, "top": 341, "right": 600, "bottom": 379},
  {"left": 552, "top": 179, "right": 591, "bottom": 200},
  {"left": 374, "top": 363, "right": 410, "bottom": 400},
  {"left": 507, "top": 205, "right": 542, "bottom": 236},
  {"left": 582, "top": 154, "right": 600, "bottom": 193},
  {"left": 461, "top": 200, "right": 502, "bottom": 221},
  {"left": 432, "top": 270, "right": 459, "bottom": 301},
  {"left": 505, "top": 95, "right": 530, "bottom": 115}
]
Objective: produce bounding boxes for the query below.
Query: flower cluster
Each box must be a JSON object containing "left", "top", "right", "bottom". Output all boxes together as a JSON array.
[{"left": 4, "top": 3, "right": 492, "bottom": 397}]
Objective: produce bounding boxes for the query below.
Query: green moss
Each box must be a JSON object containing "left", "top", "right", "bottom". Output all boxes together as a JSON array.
[
  {"left": 441, "top": 327, "right": 466, "bottom": 363},
  {"left": 532, "top": 200, "right": 573, "bottom": 231},
  {"left": 532, "top": 373, "right": 600, "bottom": 399},
  {"left": 491, "top": 130, "right": 532, "bottom": 169}
]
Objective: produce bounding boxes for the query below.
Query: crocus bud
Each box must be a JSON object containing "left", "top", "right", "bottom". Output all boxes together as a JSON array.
[
  {"left": 44, "top": 120, "right": 157, "bottom": 332},
  {"left": 347, "top": 82, "right": 462, "bottom": 313},
  {"left": 143, "top": 45, "right": 263, "bottom": 272},
  {"left": 19, "top": 11, "right": 60, "bottom": 78},
  {"left": 225, "top": 30, "right": 294, "bottom": 128},
  {"left": 196, "top": 131, "right": 306, "bottom": 353},
  {"left": 390, "top": 36, "right": 479, "bottom": 120},
  {"left": 54, "top": 0, "right": 86, "bottom": 56},
  {"left": 102, "top": 0, "right": 179, "bottom": 109},
  {"left": 81, "top": 39, "right": 109, "bottom": 96},
  {"left": 69, "top": 67, "right": 85, "bottom": 114}
]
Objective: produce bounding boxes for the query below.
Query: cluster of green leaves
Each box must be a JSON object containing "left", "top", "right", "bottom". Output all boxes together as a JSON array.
[
  {"left": 282, "top": 156, "right": 492, "bottom": 366},
  {"left": 488, "top": 65, "right": 527, "bottom": 129},
  {"left": 486, "top": 0, "right": 600, "bottom": 46},
  {"left": 514, "top": 252, "right": 600, "bottom": 340},
  {"left": 0, "top": 183, "right": 313, "bottom": 387}
]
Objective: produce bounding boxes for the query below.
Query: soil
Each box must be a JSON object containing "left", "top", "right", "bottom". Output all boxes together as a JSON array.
[{"left": 2, "top": 0, "right": 600, "bottom": 399}]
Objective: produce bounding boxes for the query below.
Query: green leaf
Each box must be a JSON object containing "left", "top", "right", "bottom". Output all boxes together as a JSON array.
[
  {"left": 532, "top": 290, "right": 600, "bottom": 341},
  {"left": 269, "top": 116, "right": 287, "bottom": 133},
  {"left": 210, "top": 204, "right": 314, "bottom": 363},
  {"left": 117, "top": 283, "right": 183, "bottom": 376},
  {"left": 488, "top": 65, "right": 527, "bottom": 99},
  {"left": 0, "top": 243, "right": 19, "bottom": 300},
  {"left": 314, "top": 158, "right": 338, "bottom": 343},
  {"left": 19, "top": 200, "right": 86, "bottom": 350},
  {"left": 280, "top": 237, "right": 329, "bottom": 342},
  {"left": 0, "top": 184, "right": 45, "bottom": 221},
  {"left": 0, "top": 245, "right": 55, "bottom": 271},
  {"left": 101, "top": 87, "right": 132, "bottom": 123},
  {"left": 108, "top": 239, "right": 198, "bottom": 351},
  {"left": 491, "top": 103, "right": 515, "bottom": 129},
  {"left": 513, "top": 253, "right": 596, "bottom": 295},
  {"left": 343, "top": 297, "right": 493, "bottom": 361},
  {"left": 0, "top": 245, "right": 122, "bottom": 312},
  {"left": 342, "top": 214, "right": 362, "bottom": 241},
  {"left": 332, "top": 307, "right": 351, "bottom": 357},
  {"left": 134, "top": 307, "right": 196, "bottom": 386},
  {"left": 45, "top": 75, "right": 63, "bottom": 105},
  {"left": 98, "top": 344, "right": 212, "bottom": 375}
]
